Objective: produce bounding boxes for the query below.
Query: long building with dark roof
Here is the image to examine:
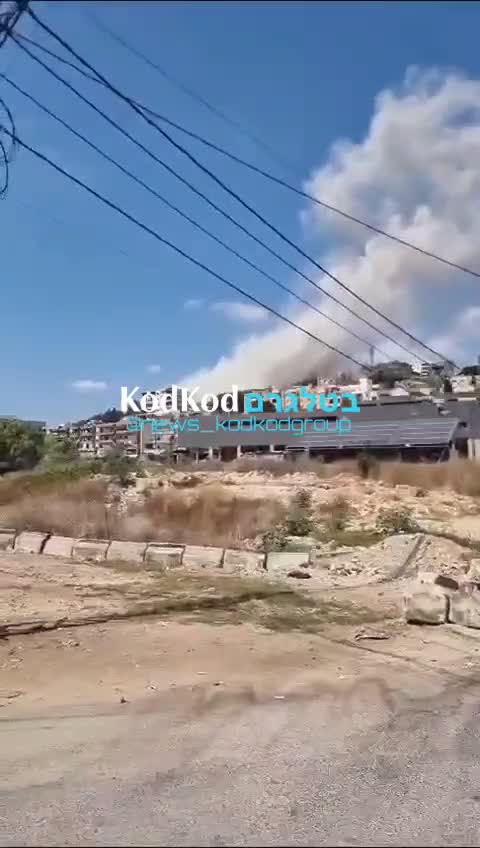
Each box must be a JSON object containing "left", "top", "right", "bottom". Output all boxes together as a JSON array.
[{"left": 174, "top": 398, "right": 478, "bottom": 463}]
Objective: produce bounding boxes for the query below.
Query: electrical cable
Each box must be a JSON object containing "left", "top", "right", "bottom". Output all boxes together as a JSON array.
[
  {"left": 2, "top": 70, "right": 390, "bottom": 359},
  {"left": 17, "top": 29, "right": 480, "bottom": 284},
  {"left": 26, "top": 8, "right": 457, "bottom": 367},
  {"left": 3, "top": 125, "right": 373, "bottom": 372},
  {"left": 11, "top": 32, "right": 419, "bottom": 362}
]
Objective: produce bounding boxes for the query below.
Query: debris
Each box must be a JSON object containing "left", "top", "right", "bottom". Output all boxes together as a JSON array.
[
  {"left": 354, "top": 631, "right": 390, "bottom": 641},
  {"left": 213, "top": 681, "right": 224, "bottom": 687},
  {"left": 0, "top": 690, "right": 24, "bottom": 700},
  {"left": 273, "top": 695, "right": 286, "bottom": 700},
  {"left": 435, "top": 575, "right": 459, "bottom": 591},
  {"left": 287, "top": 569, "right": 312, "bottom": 579},
  {"left": 120, "top": 695, "right": 128, "bottom": 704},
  {"left": 196, "top": 671, "right": 207, "bottom": 675}
]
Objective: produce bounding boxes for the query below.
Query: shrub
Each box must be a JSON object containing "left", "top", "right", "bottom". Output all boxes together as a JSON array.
[
  {"left": 357, "top": 452, "right": 379, "bottom": 479},
  {"left": 101, "top": 450, "right": 137, "bottom": 486},
  {"left": 262, "top": 523, "right": 289, "bottom": 552},
  {"left": 285, "top": 488, "right": 313, "bottom": 536},
  {"left": 320, "top": 495, "right": 351, "bottom": 533},
  {"left": 376, "top": 506, "right": 418, "bottom": 535}
]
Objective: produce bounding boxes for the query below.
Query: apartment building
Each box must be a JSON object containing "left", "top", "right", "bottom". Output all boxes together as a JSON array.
[{"left": 95, "top": 419, "right": 139, "bottom": 457}]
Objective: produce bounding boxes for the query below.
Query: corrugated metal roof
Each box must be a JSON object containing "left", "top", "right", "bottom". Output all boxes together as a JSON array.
[{"left": 288, "top": 418, "right": 460, "bottom": 450}]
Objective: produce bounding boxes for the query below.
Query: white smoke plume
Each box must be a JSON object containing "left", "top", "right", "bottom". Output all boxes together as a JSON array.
[{"left": 182, "top": 69, "right": 480, "bottom": 391}]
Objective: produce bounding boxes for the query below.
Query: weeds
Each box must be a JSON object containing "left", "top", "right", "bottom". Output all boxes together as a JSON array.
[
  {"left": 357, "top": 452, "right": 379, "bottom": 479},
  {"left": 137, "top": 485, "right": 284, "bottom": 547},
  {"left": 376, "top": 459, "right": 480, "bottom": 496},
  {"left": 262, "top": 523, "right": 289, "bottom": 552},
  {"left": 376, "top": 506, "right": 419, "bottom": 534},
  {"left": 320, "top": 495, "right": 352, "bottom": 533},
  {"left": 285, "top": 489, "right": 313, "bottom": 536}
]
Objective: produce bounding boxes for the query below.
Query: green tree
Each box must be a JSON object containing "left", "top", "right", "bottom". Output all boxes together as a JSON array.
[
  {"left": 0, "top": 420, "right": 45, "bottom": 471},
  {"left": 42, "top": 435, "right": 79, "bottom": 466}
]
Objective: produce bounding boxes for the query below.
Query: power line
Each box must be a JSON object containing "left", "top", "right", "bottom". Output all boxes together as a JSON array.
[
  {"left": 11, "top": 35, "right": 419, "bottom": 363},
  {"left": 18, "top": 30, "right": 480, "bottom": 286},
  {"left": 85, "top": 9, "right": 301, "bottom": 180},
  {"left": 4, "top": 126, "right": 372, "bottom": 373},
  {"left": 2, "top": 71, "right": 390, "bottom": 359},
  {"left": 0, "top": 0, "right": 28, "bottom": 47},
  {"left": 26, "top": 8, "right": 457, "bottom": 368}
]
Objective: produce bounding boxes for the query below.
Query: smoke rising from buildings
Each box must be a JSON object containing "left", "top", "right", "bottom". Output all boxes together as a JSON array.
[{"left": 182, "top": 69, "right": 480, "bottom": 390}]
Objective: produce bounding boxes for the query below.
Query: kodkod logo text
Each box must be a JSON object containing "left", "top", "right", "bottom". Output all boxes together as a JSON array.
[
  {"left": 122, "top": 384, "right": 359, "bottom": 439},
  {"left": 120, "top": 385, "right": 361, "bottom": 415},
  {"left": 127, "top": 415, "right": 353, "bottom": 438}
]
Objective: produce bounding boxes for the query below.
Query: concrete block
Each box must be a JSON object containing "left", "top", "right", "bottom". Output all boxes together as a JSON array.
[
  {"left": 404, "top": 590, "right": 448, "bottom": 625},
  {"left": 72, "top": 539, "right": 110, "bottom": 562},
  {"left": 222, "top": 549, "right": 266, "bottom": 574},
  {"left": 183, "top": 545, "right": 224, "bottom": 570},
  {"left": 0, "top": 528, "right": 16, "bottom": 551},
  {"left": 144, "top": 545, "right": 184, "bottom": 570},
  {"left": 43, "top": 535, "right": 75, "bottom": 558},
  {"left": 107, "top": 540, "right": 147, "bottom": 563},
  {"left": 449, "top": 594, "right": 480, "bottom": 629},
  {"left": 467, "top": 559, "right": 480, "bottom": 581},
  {"left": 14, "top": 531, "right": 49, "bottom": 555},
  {"left": 266, "top": 551, "right": 310, "bottom": 574}
]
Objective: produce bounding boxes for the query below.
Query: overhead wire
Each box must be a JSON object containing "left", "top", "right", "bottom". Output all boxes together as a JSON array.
[
  {"left": 3, "top": 124, "right": 373, "bottom": 372},
  {"left": 25, "top": 8, "right": 457, "bottom": 367},
  {"left": 85, "top": 8, "right": 301, "bottom": 180},
  {"left": 10, "top": 32, "right": 419, "bottom": 362},
  {"left": 16, "top": 30, "right": 480, "bottom": 286},
  {"left": 1, "top": 70, "right": 390, "bottom": 359}
]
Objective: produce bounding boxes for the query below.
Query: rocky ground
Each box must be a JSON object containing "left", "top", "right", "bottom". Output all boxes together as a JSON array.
[
  {"left": 3, "top": 468, "right": 480, "bottom": 845},
  {"left": 121, "top": 466, "right": 480, "bottom": 543},
  {"left": 2, "top": 521, "right": 480, "bottom": 717}
]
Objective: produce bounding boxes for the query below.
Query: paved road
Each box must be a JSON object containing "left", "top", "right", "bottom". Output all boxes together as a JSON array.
[{"left": 2, "top": 677, "right": 480, "bottom": 846}]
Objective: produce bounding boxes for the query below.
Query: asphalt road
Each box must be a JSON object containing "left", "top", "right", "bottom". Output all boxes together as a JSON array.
[{"left": 2, "top": 677, "right": 480, "bottom": 847}]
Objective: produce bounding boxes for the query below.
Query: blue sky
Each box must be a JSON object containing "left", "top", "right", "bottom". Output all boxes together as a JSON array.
[{"left": 1, "top": 1, "right": 480, "bottom": 423}]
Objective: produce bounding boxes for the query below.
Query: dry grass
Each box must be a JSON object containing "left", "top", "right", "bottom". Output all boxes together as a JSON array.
[
  {"left": 136, "top": 485, "right": 285, "bottom": 547},
  {"left": 0, "top": 476, "right": 284, "bottom": 548},
  {"left": 0, "top": 479, "right": 112, "bottom": 538},
  {"left": 377, "top": 459, "right": 480, "bottom": 495}
]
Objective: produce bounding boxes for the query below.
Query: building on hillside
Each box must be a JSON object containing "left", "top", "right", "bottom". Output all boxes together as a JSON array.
[
  {"left": 417, "top": 361, "right": 455, "bottom": 378},
  {"left": 95, "top": 418, "right": 139, "bottom": 457}
]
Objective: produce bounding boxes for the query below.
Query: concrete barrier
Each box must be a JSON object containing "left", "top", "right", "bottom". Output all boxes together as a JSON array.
[
  {"left": 43, "top": 535, "right": 75, "bottom": 558},
  {"left": 72, "top": 539, "right": 110, "bottom": 562},
  {"left": 404, "top": 590, "right": 448, "bottom": 625},
  {"left": 0, "top": 528, "right": 16, "bottom": 551},
  {"left": 266, "top": 551, "right": 310, "bottom": 574},
  {"left": 449, "top": 593, "right": 480, "bottom": 629},
  {"left": 107, "top": 540, "right": 147, "bottom": 563},
  {"left": 182, "top": 545, "right": 224, "bottom": 570},
  {"left": 222, "top": 549, "right": 266, "bottom": 574},
  {"left": 144, "top": 545, "right": 184, "bottom": 570},
  {"left": 14, "top": 531, "right": 49, "bottom": 555}
]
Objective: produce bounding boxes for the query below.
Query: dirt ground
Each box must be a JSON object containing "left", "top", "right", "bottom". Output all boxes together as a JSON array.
[{"left": 2, "top": 547, "right": 480, "bottom": 720}]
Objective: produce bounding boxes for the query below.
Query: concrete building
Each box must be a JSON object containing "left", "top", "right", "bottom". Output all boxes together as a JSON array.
[{"left": 95, "top": 419, "right": 139, "bottom": 457}]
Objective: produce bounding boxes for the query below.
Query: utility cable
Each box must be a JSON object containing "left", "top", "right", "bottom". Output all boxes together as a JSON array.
[
  {"left": 2, "top": 70, "right": 390, "bottom": 358},
  {"left": 3, "top": 125, "right": 372, "bottom": 372},
  {"left": 11, "top": 33, "right": 418, "bottom": 361},
  {"left": 17, "top": 29, "right": 480, "bottom": 285},
  {"left": 27, "top": 7, "right": 456, "bottom": 367},
  {"left": 85, "top": 9, "right": 301, "bottom": 179}
]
